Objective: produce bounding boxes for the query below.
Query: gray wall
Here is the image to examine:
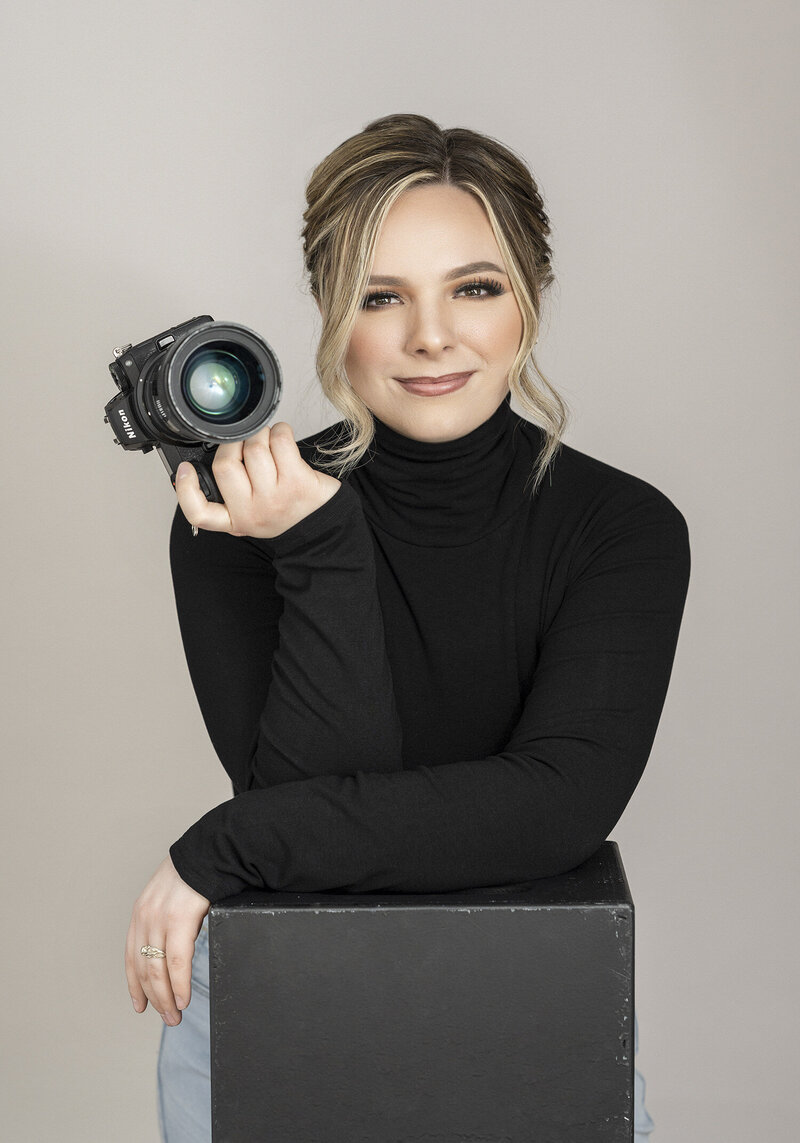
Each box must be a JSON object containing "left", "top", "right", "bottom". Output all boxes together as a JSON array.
[{"left": 2, "top": 2, "right": 796, "bottom": 1138}]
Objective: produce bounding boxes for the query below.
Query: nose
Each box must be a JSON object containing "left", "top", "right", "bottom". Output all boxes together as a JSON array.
[{"left": 403, "top": 296, "right": 456, "bottom": 357}]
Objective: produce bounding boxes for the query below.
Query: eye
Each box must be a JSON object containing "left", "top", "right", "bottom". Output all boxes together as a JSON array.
[
  {"left": 459, "top": 277, "right": 505, "bottom": 298},
  {"left": 360, "top": 276, "right": 506, "bottom": 311},
  {"left": 361, "top": 290, "right": 397, "bottom": 310}
]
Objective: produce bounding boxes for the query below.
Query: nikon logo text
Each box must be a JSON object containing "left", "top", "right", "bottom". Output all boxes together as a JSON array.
[{"left": 118, "top": 409, "right": 137, "bottom": 440}]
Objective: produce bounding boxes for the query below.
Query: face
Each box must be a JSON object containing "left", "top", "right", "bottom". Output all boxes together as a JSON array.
[{"left": 338, "top": 183, "right": 523, "bottom": 443}]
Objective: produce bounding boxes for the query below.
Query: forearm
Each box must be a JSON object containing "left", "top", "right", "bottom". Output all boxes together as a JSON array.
[
  {"left": 171, "top": 482, "right": 404, "bottom": 795},
  {"left": 169, "top": 744, "right": 632, "bottom": 903},
  {"left": 243, "top": 480, "right": 403, "bottom": 789}
]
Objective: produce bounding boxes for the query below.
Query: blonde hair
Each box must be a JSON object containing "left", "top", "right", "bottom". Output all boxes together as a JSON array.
[{"left": 301, "top": 113, "right": 569, "bottom": 495}]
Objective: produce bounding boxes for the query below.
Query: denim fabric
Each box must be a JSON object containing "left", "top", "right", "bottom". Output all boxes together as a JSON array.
[
  {"left": 633, "top": 1007, "right": 656, "bottom": 1138},
  {"left": 157, "top": 916, "right": 212, "bottom": 1143},
  {"left": 157, "top": 916, "right": 655, "bottom": 1141}
]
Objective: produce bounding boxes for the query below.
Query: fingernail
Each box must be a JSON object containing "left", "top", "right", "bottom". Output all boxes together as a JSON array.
[
  {"left": 176, "top": 463, "right": 189, "bottom": 480},
  {"left": 175, "top": 996, "right": 186, "bottom": 1010}
]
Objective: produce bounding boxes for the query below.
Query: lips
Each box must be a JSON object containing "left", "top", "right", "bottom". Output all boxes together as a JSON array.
[
  {"left": 395, "top": 371, "right": 473, "bottom": 397},
  {"left": 397, "top": 372, "right": 473, "bottom": 384}
]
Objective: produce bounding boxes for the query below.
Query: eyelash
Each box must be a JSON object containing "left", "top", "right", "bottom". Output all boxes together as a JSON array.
[{"left": 360, "top": 276, "right": 506, "bottom": 310}]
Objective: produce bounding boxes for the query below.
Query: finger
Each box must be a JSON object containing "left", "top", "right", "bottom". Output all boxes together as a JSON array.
[
  {"left": 175, "top": 462, "right": 235, "bottom": 533},
  {"left": 136, "top": 930, "right": 181, "bottom": 1025},
  {"left": 261, "top": 422, "right": 299, "bottom": 471},
  {"left": 125, "top": 921, "right": 148, "bottom": 1013},
  {"left": 241, "top": 426, "right": 280, "bottom": 489},
  {"left": 165, "top": 925, "right": 199, "bottom": 1013},
  {"left": 210, "top": 439, "right": 260, "bottom": 517}
]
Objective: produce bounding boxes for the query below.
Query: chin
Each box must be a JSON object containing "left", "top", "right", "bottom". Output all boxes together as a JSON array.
[{"left": 404, "top": 409, "right": 479, "bottom": 442}]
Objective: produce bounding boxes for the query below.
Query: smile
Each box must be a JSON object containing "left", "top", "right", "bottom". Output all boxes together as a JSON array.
[{"left": 395, "top": 372, "right": 473, "bottom": 396}]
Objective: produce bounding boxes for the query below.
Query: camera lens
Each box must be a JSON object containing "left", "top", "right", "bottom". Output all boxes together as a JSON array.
[
  {"left": 153, "top": 321, "right": 282, "bottom": 443},
  {"left": 177, "top": 340, "right": 265, "bottom": 427},
  {"left": 183, "top": 349, "right": 251, "bottom": 418}
]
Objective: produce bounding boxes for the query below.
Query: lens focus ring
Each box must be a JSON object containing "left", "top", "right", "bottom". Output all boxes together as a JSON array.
[{"left": 154, "top": 321, "right": 282, "bottom": 443}]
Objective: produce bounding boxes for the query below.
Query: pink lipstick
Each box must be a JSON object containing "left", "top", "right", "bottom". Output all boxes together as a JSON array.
[{"left": 396, "top": 372, "right": 473, "bottom": 396}]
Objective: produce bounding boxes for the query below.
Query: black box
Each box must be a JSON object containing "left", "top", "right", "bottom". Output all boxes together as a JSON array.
[{"left": 209, "top": 841, "right": 634, "bottom": 1142}]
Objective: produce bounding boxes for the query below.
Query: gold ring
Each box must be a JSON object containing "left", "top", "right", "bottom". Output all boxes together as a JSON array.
[{"left": 140, "top": 945, "right": 166, "bottom": 959}]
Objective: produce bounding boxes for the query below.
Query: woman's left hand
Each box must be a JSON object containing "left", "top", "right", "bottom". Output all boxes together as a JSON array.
[{"left": 125, "top": 854, "right": 210, "bottom": 1025}]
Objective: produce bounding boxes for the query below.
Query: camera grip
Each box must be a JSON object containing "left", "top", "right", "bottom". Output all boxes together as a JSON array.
[{"left": 155, "top": 441, "right": 224, "bottom": 504}]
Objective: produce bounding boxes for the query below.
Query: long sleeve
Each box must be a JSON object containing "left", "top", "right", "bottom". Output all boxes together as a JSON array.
[
  {"left": 169, "top": 479, "right": 403, "bottom": 797},
  {"left": 169, "top": 484, "right": 691, "bottom": 901}
]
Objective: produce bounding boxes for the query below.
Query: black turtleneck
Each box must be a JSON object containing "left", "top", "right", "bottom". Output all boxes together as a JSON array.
[
  {"left": 168, "top": 395, "right": 690, "bottom": 900},
  {"left": 354, "top": 392, "right": 529, "bottom": 545}
]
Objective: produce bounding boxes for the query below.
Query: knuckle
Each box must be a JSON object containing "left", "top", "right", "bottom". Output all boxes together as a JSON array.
[
  {"left": 212, "top": 452, "right": 237, "bottom": 475},
  {"left": 244, "top": 435, "right": 270, "bottom": 454}
]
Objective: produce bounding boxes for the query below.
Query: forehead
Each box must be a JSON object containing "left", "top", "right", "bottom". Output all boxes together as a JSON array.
[{"left": 371, "top": 184, "right": 502, "bottom": 272}]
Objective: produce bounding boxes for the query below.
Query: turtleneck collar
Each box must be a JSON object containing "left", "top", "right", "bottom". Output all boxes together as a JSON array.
[{"left": 350, "top": 391, "right": 536, "bottom": 547}]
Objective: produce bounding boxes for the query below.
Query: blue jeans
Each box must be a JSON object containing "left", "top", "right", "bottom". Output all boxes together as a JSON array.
[{"left": 157, "top": 916, "right": 656, "bottom": 1141}]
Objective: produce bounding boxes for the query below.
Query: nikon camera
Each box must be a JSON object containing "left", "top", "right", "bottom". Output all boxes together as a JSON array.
[{"left": 103, "top": 316, "right": 282, "bottom": 503}]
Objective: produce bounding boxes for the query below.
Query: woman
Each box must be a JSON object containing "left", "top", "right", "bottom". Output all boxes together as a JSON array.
[{"left": 125, "top": 113, "right": 689, "bottom": 1141}]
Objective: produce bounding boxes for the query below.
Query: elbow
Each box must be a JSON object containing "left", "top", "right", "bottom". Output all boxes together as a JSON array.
[{"left": 531, "top": 834, "right": 608, "bottom": 881}]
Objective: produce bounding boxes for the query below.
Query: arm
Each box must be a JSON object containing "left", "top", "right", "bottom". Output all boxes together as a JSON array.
[
  {"left": 127, "top": 426, "right": 405, "bottom": 1028},
  {"left": 170, "top": 478, "right": 404, "bottom": 795},
  {"left": 169, "top": 487, "right": 691, "bottom": 901}
]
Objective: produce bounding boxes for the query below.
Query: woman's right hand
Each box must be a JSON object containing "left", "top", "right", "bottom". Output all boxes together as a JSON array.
[{"left": 175, "top": 421, "right": 341, "bottom": 540}]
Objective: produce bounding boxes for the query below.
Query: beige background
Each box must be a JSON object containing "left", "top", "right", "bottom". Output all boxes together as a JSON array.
[{"left": 1, "top": 1, "right": 797, "bottom": 1139}]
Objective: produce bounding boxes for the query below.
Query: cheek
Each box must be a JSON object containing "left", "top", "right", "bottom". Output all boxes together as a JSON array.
[
  {"left": 345, "top": 324, "right": 384, "bottom": 376},
  {"left": 495, "top": 303, "right": 524, "bottom": 357},
  {"left": 465, "top": 308, "right": 523, "bottom": 359}
]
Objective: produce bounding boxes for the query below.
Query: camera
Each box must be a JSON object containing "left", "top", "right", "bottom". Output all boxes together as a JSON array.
[{"left": 103, "top": 316, "right": 282, "bottom": 503}]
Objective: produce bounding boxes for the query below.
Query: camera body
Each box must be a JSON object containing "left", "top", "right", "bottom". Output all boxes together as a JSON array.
[{"left": 104, "top": 315, "right": 282, "bottom": 503}]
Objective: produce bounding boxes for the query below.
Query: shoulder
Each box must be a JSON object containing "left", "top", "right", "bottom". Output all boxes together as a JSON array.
[
  {"left": 536, "top": 434, "right": 691, "bottom": 589},
  {"left": 541, "top": 431, "right": 688, "bottom": 534},
  {"left": 510, "top": 418, "right": 690, "bottom": 589}
]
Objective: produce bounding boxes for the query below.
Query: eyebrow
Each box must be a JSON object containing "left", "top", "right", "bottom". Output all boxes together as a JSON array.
[{"left": 367, "top": 261, "right": 508, "bottom": 287}]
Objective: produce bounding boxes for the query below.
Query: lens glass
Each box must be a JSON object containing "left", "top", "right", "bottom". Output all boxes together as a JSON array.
[
  {"left": 183, "top": 349, "right": 252, "bottom": 418},
  {"left": 167, "top": 331, "right": 276, "bottom": 438}
]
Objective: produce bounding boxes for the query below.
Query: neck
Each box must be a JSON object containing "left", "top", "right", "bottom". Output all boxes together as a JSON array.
[{"left": 350, "top": 393, "right": 533, "bottom": 546}]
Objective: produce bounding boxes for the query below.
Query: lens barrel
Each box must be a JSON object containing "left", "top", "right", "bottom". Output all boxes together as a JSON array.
[{"left": 143, "top": 321, "right": 282, "bottom": 443}]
